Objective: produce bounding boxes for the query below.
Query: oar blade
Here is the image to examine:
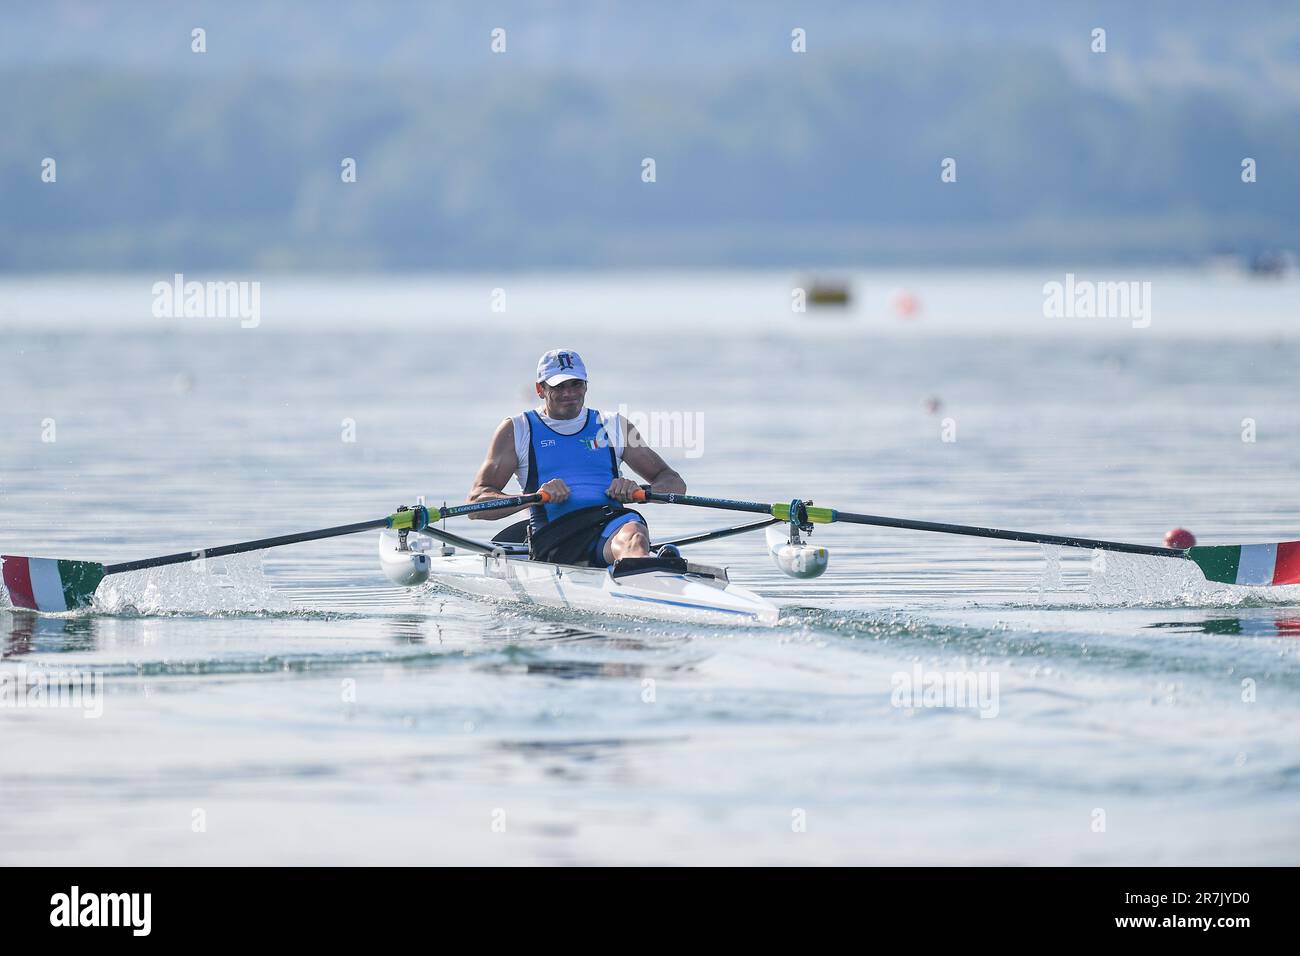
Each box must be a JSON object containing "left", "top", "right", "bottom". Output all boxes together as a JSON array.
[
  {"left": 1, "top": 555, "right": 105, "bottom": 612},
  {"left": 1187, "top": 541, "right": 1300, "bottom": 586}
]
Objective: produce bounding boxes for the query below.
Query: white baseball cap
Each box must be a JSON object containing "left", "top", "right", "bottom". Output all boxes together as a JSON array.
[{"left": 536, "top": 348, "right": 588, "bottom": 385}]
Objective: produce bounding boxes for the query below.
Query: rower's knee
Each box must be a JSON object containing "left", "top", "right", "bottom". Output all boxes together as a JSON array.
[
  {"left": 609, "top": 522, "right": 650, "bottom": 559},
  {"left": 618, "top": 522, "right": 650, "bottom": 554}
]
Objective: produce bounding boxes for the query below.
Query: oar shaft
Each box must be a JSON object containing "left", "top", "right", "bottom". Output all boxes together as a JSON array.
[
  {"left": 103, "top": 493, "right": 549, "bottom": 576},
  {"left": 436, "top": 493, "right": 547, "bottom": 520},
  {"left": 653, "top": 517, "right": 782, "bottom": 549},
  {"left": 104, "top": 518, "right": 390, "bottom": 574},
  {"left": 642, "top": 492, "right": 773, "bottom": 516},
  {"left": 638, "top": 491, "right": 1184, "bottom": 559},
  {"left": 829, "top": 510, "right": 1181, "bottom": 558}
]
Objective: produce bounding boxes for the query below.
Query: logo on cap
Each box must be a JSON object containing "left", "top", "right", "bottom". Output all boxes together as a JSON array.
[{"left": 537, "top": 348, "right": 588, "bottom": 384}]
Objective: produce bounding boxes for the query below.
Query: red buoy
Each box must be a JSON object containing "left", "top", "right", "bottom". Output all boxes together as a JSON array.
[
  {"left": 1164, "top": 528, "right": 1196, "bottom": 549},
  {"left": 891, "top": 288, "right": 919, "bottom": 318}
]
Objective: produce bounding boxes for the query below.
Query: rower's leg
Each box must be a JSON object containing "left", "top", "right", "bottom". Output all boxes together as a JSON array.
[{"left": 603, "top": 521, "right": 651, "bottom": 562}]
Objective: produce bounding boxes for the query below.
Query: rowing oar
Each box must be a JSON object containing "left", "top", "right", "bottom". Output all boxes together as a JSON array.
[
  {"left": 632, "top": 490, "right": 1300, "bottom": 588},
  {"left": 0, "top": 493, "right": 549, "bottom": 613}
]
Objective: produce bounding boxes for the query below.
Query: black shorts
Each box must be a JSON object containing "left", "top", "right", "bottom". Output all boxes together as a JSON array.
[{"left": 529, "top": 505, "right": 645, "bottom": 566}]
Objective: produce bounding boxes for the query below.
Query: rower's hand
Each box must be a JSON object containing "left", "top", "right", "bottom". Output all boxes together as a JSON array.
[
  {"left": 605, "top": 477, "right": 641, "bottom": 503},
  {"left": 539, "top": 478, "right": 571, "bottom": 504}
]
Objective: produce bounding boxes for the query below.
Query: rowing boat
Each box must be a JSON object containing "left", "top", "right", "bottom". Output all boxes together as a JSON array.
[
  {"left": 378, "top": 528, "right": 781, "bottom": 626},
  {"left": 5, "top": 488, "right": 1298, "bottom": 618}
]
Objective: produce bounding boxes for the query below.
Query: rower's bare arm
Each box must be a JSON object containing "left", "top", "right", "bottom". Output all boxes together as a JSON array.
[
  {"left": 467, "top": 419, "right": 529, "bottom": 520},
  {"left": 622, "top": 421, "right": 686, "bottom": 494}
]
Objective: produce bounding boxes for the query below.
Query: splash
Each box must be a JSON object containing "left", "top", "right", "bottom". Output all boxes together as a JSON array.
[
  {"left": 93, "top": 552, "right": 295, "bottom": 616},
  {"left": 1086, "top": 548, "right": 1300, "bottom": 608},
  {"left": 1036, "top": 544, "right": 1065, "bottom": 600},
  {"left": 991, "top": 545, "right": 1300, "bottom": 610}
]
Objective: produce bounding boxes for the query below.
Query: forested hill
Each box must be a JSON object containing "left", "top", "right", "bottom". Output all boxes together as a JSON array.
[{"left": 3, "top": 0, "right": 1298, "bottom": 270}]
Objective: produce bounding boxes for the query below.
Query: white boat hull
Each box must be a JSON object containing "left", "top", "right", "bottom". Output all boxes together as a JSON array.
[
  {"left": 379, "top": 530, "right": 778, "bottom": 626},
  {"left": 431, "top": 552, "right": 779, "bottom": 626}
]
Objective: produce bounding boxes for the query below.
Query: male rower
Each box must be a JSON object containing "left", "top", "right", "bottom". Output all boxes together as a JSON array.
[{"left": 467, "top": 348, "right": 686, "bottom": 566}]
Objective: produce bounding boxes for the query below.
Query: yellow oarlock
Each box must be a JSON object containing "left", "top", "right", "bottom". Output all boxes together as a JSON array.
[
  {"left": 771, "top": 503, "right": 835, "bottom": 524},
  {"left": 386, "top": 506, "right": 440, "bottom": 531}
]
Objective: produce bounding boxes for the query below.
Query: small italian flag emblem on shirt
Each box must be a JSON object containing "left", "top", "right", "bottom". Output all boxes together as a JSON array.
[
  {"left": 580, "top": 438, "right": 607, "bottom": 450},
  {"left": 1, "top": 556, "right": 104, "bottom": 612},
  {"left": 1188, "top": 541, "right": 1300, "bottom": 586}
]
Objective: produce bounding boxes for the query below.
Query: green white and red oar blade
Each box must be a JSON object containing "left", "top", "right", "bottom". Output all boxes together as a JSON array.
[
  {"left": 1186, "top": 542, "right": 1300, "bottom": 586},
  {"left": 2, "top": 556, "right": 106, "bottom": 612}
]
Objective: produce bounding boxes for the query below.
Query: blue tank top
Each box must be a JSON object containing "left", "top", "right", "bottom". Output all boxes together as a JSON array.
[{"left": 522, "top": 409, "right": 620, "bottom": 533}]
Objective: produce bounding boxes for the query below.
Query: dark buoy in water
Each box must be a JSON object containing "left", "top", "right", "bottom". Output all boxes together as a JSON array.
[
  {"left": 1164, "top": 528, "right": 1196, "bottom": 549},
  {"left": 798, "top": 276, "right": 851, "bottom": 308}
]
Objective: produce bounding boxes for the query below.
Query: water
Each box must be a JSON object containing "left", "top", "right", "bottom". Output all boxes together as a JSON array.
[{"left": 2, "top": 270, "right": 1299, "bottom": 864}]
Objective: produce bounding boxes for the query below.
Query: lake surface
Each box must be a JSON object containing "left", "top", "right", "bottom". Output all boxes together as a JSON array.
[{"left": 2, "top": 270, "right": 1298, "bottom": 864}]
